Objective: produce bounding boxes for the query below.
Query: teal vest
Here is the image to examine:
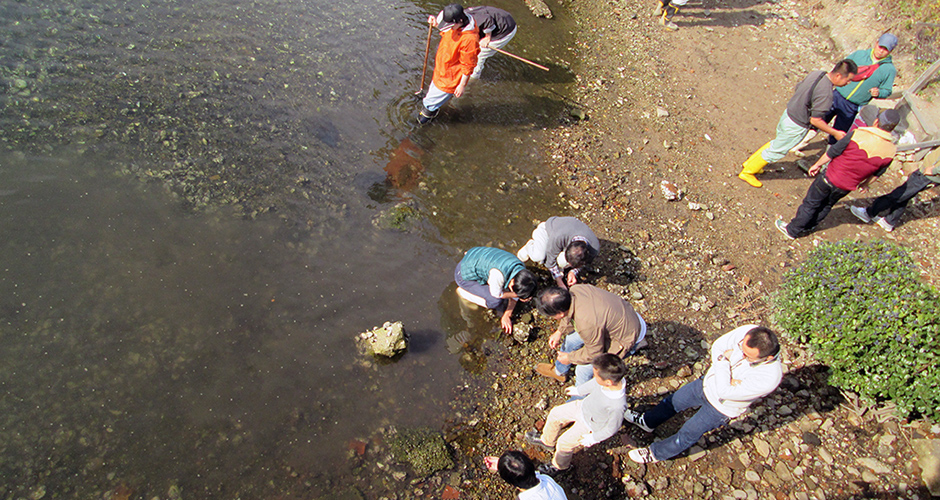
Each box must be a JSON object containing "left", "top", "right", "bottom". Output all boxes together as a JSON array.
[{"left": 460, "top": 247, "right": 525, "bottom": 288}]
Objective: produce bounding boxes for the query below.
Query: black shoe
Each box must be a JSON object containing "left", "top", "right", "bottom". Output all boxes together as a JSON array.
[
  {"left": 537, "top": 463, "right": 561, "bottom": 476},
  {"left": 417, "top": 107, "right": 438, "bottom": 125}
]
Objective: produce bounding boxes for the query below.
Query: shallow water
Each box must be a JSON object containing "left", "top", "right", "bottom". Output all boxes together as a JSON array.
[{"left": 0, "top": 0, "right": 575, "bottom": 497}]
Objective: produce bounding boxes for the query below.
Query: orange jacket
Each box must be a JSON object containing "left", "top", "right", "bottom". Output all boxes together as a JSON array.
[{"left": 432, "top": 26, "right": 479, "bottom": 93}]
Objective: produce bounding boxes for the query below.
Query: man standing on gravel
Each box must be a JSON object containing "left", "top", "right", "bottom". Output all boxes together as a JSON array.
[
  {"left": 775, "top": 109, "right": 899, "bottom": 239},
  {"left": 738, "top": 59, "right": 857, "bottom": 188},
  {"left": 624, "top": 325, "right": 782, "bottom": 464},
  {"left": 534, "top": 285, "right": 646, "bottom": 386}
]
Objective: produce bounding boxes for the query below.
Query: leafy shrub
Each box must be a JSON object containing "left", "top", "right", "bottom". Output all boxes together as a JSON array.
[{"left": 773, "top": 239, "right": 940, "bottom": 421}]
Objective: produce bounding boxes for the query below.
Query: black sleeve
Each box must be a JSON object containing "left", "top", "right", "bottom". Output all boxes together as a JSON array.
[{"left": 825, "top": 130, "right": 855, "bottom": 159}]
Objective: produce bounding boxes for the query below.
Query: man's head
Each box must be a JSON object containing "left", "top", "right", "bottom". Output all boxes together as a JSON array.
[
  {"left": 830, "top": 59, "right": 859, "bottom": 87},
  {"left": 874, "top": 33, "right": 898, "bottom": 59},
  {"left": 874, "top": 109, "right": 901, "bottom": 132},
  {"left": 592, "top": 353, "right": 627, "bottom": 385},
  {"left": 536, "top": 286, "right": 571, "bottom": 319},
  {"left": 497, "top": 450, "right": 539, "bottom": 490},
  {"left": 741, "top": 326, "right": 780, "bottom": 362},
  {"left": 562, "top": 241, "right": 595, "bottom": 270},
  {"left": 509, "top": 269, "right": 537, "bottom": 301},
  {"left": 438, "top": 4, "right": 469, "bottom": 30}
]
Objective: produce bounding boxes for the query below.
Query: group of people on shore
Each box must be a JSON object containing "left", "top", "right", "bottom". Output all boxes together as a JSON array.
[
  {"left": 737, "top": 33, "right": 939, "bottom": 236},
  {"left": 454, "top": 218, "right": 783, "bottom": 498}
]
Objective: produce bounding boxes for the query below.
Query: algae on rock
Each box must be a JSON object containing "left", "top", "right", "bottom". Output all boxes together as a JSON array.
[{"left": 387, "top": 427, "right": 454, "bottom": 477}]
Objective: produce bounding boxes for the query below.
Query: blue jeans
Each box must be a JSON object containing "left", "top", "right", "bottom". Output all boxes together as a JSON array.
[
  {"left": 643, "top": 378, "right": 729, "bottom": 461},
  {"left": 824, "top": 90, "right": 859, "bottom": 144},
  {"left": 865, "top": 170, "right": 936, "bottom": 228},
  {"left": 422, "top": 82, "right": 454, "bottom": 112},
  {"left": 554, "top": 332, "right": 595, "bottom": 386}
]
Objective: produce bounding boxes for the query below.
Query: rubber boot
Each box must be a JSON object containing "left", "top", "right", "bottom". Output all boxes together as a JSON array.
[
  {"left": 417, "top": 106, "right": 438, "bottom": 125},
  {"left": 660, "top": 4, "right": 679, "bottom": 30},
  {"left": 738, "top": 142, "right": 771, "bottom": 188},
  {"left": 654, "top": 0, "right": 670, "bottom": 17}
]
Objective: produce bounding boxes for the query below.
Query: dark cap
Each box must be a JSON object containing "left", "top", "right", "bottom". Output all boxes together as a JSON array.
[
  {"left": 877, "top": 109, "right": 900, "bottom": 132},
  {"left": 436, "top": 4, "right": 468, "bottom": 31},
  {"left": 857, "top": 105, "right": 879, "bottom": 126}
]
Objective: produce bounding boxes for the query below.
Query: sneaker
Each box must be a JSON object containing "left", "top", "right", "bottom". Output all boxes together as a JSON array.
[
  {"left": 850, "top": 206, "right": 873, "bottom": 224},
  {"left": 623, "top": 409, "right": 653, "bottom": 433},
  {"left": 775, "top": 219, "right": 795, "bottom": 240},
  {"left": 525, "top": 430, "right": 555, "bottom": 452},
  {"left": 874, "top": 216, "right": 895, "bottom": 232},
  {"left": 537, "top": 463, "right": 562, "bottom": 476},
  {"left": 628, "top": 447, "right": 660, "bottom": 464},
  {"left": 660, "top": 18, "right": 678, "bottom": 30},
  {"left": 535, "top": 363, "right": 566, "bottom": 383}
]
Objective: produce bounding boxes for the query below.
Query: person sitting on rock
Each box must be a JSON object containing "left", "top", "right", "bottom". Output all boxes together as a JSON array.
[
  {"left": 525, "top": 354, "right": 628, "bottom": 476},
  {"left": 517, "top": 216, "right": 600, "bottom": 288},
  {"left": 623, "top": 325, "right": 782, "bottom": 463},
  {"left": 534, "top": 285, "right": 646, "bottom": 386},
  {"left": 454, "top": 246, "right": 537, "bottom": 334},
  {"left": 483, "top": 450, "right": 568, "bottom": 499}
]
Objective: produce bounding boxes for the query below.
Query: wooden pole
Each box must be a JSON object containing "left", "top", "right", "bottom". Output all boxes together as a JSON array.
[
  {"left": 492, "top": 47, "right": 549, "bottom": 72},
  {"left": 417, "top": 24, "right": 433, "bottom": 95}
]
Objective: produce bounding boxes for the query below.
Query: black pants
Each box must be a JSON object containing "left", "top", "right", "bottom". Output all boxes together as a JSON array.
[
  {"left": 865, "top": 170, "right": 936, "bottom": 228},
  {"left": 824, "top": 90, "right": 859, "bottom": 144},
  {"left": 787, "top": 174, "right": 850, "bottom": 237}
]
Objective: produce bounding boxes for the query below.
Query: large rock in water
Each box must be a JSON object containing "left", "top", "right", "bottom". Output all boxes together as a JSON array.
[
  {"left": 524, "top": 0, "right": 552, "bottom": 18},
  {"left": 357, "top": 321, "right": 408, "bottom": 357}
]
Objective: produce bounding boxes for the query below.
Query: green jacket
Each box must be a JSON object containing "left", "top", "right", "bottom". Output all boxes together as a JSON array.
[
  {"left": 459, "top": 247, "right": 525, "bottom": 287},
  {"left": 838, "top": 49, "right": 895, "bottom": 106}
]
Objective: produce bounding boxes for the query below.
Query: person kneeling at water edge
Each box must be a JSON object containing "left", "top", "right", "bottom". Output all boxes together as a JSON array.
[
  {"left": 624, "top": 325, "right": 782, "bottom": 463},
  {"left": 455, "top": 246, "right": 537, "bottom": 334},
  {"left": 517, "top": 216, "right": 600, "bottom": 288},
  {"left": 483, "top": 450, "right": 568, "bottom": 499},
  {"left": 419, "top": 4, "right": 480, "bottom": 124},
  {"left": 525, "top": 354, "right": 628, "bottom": 475}
]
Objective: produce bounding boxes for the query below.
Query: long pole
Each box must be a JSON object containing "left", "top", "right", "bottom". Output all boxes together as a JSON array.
[
  {"left": 493, "top": 47, "right": 549, "bottom": 72},
  {"left": 417, "top": 24, "right": 433, "bottom": 95}
]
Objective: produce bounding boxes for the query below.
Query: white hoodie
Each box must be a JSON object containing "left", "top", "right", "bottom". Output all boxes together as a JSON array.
[{"left": 703, "top": 325, "right": 783, "bottom": 418}]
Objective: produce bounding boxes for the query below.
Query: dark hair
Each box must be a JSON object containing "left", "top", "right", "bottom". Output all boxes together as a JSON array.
[
  {"left": 832, "top": 59, "right": 859, "bottom": 77},
  {"left": 511, "top": 269, "right": 537, "bottom": 300},
  {"left": 876, "top": 109, "right": 901, "bottom": 132},
  {"left": 745, "top": 326, "right": 780, "bottom": 358},
  {"left": 442, "top": 4, "right": 469, "bottom": 28},
  {"left": 536, "top": 286, "right": 571, "bottom": 316},
  {"left": 564, "top": 241, "right": 595, "bottom": 268},
  {"left": 592, "top": 353, "right": 627, "bottom": 382},
  {"left": 497, "top": 451, "right": 539, "bottom": 489}
]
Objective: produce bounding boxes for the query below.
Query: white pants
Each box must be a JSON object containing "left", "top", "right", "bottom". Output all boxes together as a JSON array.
[
  {"left": 517, "top": 222, "right": 566, "bottom": 269},
  {"left": 470, "top": 27, "right": 516, "bottom": 79},
  {"left": 422, "top": 82, "right": 454, "bottom": 112}
]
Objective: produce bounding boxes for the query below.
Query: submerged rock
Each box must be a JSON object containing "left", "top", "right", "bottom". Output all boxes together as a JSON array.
[
  {"left": 387, "top": 427, "right": 454, "bottom": 477},
  {"left": 524, "top": 0, "right": 553, "bottom": 18},
  {"left": 357, "top": 321, "right": 408, "bottom": 357},
  {"left": 373, "top": 202, "right": 421, "bottom": 231}
]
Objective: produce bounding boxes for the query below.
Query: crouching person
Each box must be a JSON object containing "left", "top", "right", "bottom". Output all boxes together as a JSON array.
[
  {"left": 484, "top": 450, "right": 568, "bottom": 499},
  {"left": 525, "top": 354, "right": 628, "bottom": 475},
  {"left": 624, "top": 325, "right": 782, "bottom": 463}
]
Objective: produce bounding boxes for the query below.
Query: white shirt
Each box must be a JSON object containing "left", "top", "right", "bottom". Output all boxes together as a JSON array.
[
  {"left": 702, "top": 325, "right": 783, "bottom": 417},
  {"left": 518, "top": 474, "right": 568, "bottom": 500}
]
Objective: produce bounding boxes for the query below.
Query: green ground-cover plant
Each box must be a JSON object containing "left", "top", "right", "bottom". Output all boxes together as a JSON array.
[{"left": 773, "top": 239, "right": 940, "bottom": 421}]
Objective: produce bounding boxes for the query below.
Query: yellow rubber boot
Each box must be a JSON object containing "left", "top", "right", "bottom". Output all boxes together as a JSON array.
[{"left": 738, "top": 143, "right": 770, "bottom": 188}]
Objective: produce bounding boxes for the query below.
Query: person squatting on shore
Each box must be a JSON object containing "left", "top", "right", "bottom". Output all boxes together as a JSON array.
[
  {"left": 850, "top": 148, "right": 940, "bottom": 232},
  {"left": 483, "top": 451, "right": 568, "bottom": 499},
  {"left": 525, "top": 354, "right": 628, "bottom": 475},
  {"left": 419, "top": 4, "right": 479, "bottom": 124},
  {"left": 534, "top": 285, "right": 646, "bottom": 387},
  {"left": 517, "top": 216, "right": 600, "bottom": 289},
  {"left": 624, "top": 325, "right": 783, "bottom": 463},
  {"left": 454, "top": 246, "right": 537, "bottom": 334},
  {"left": 465, "top": 6, "right": 517, "bottom": 80},
  {"left": 738, "top": 59, "right": 858, "bottom": 188},
  {"left": 775, "top": 109, "right": 900, "bottom": 239}
]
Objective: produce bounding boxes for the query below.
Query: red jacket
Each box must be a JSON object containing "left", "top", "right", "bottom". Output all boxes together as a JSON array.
[{"left": 432, "top": 26, "right": 479, "bottom": 93}]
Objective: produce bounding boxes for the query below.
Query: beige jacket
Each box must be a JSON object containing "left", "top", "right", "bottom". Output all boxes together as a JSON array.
[{"left": 560, "top": 284, "right": 641, "bottom": 365}]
